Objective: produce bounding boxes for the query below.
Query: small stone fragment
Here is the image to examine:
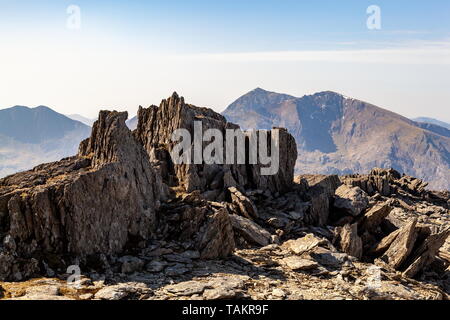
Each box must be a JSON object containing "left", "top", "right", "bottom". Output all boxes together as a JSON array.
[
  {"left": 281, "top": 234, "right": 325, "bottom": 255},
  {"left": 281, "top": 256, "right": 319, "bottom": 271},
  {"left": 334, "top": 185, "right": 369, "bottom": 217},
  {"left": 339, "top": 224, "right": 363, "bottom": 259},
  {"left": 230, "top": 214, "right": 271, "bottom": 246}
]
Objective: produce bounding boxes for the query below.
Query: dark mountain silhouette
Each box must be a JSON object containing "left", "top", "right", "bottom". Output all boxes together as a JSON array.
[
  {"left": 223, "top": 88, "right": 450, "bottom": 190},
  {"left": 0, "top": 106, "right": 89, "bottom": 144}
]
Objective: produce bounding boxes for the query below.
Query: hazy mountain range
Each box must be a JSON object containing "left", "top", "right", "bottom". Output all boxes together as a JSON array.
[
  {"left": 0, "top": 106, "right": 91, "bottom": 178},
  {"left": 0, "top": 107, "right": 139, "bottom": 178},
  {"left": 1, "top": 92, "right": 449, "bottom": 190},
  {"left": 412, "top": 117, "right": 450, "bottom": 130},
  {"left": 222, "top": 88, "right": 450, "bottom": 191}
]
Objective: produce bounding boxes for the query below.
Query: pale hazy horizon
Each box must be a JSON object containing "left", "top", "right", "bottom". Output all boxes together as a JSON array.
[{"left": 1, "top": 1, "right": 450, "bottom": 122}]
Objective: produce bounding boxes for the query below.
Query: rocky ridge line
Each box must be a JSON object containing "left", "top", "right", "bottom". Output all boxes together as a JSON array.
[{"left": 0, "top": 93, "right": 448, "bottom": 300}]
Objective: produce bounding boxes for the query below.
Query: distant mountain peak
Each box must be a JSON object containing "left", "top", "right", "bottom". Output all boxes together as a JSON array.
[
  {"left": 10, "top": 105, "right": 31, "bottom": 110},
  {"left": 9, "top": 105, "right": 61, "bottom": 114},
  {"left": 305, "top": 91, "right": 348, "bottom": 101},
  {"left": 251, "top": 87, "right": 269, "bottom": 93},
  {"left": 314, "top": 90, "right": 341, "bottom": 95},
  {"left": 0, "top": 105, "right": 91, "bottom": 179},
  {"left": 0, "top": 105, "right": 90, "bottom": 144},
  {"left": 222, "top": 88, "right": 450, "bottom": 191},
  {"left": 34, "top": 105, "right": 53, "bottom": 111}
]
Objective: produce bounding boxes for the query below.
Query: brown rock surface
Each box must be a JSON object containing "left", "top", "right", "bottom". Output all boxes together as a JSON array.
[
  {"left": 0, "top": 111, "right": 162, "bottom": 280},
  {"left": 0, "top": 93, "right": 449, "bottom": 300},
  {"left": 228, "top": 187, "right": 258, "bottom": 219},
  {"left": 334, "top": 185, "right": 369, "bottom": 217},
  {"left": 403, "top": 228, "right": 450, "bottom": 278},
  {"left": 296, "top": 174, "right": 341, "bottom": 226},
  {"left": 358, "top": 202, "right": 393, "bottom": 232},
  {"left": 342, "top": 168, "right": 430, "bottom": 197},
  {"left": 282, "top": 234, "right": 325, "bottom": 255},
  {"left": 370, "top": 229, "right": 401, "bottom": 256},
  {"left": 380, "top": 219, "right": 418, "bottom": 269},
  {"left": 230, "top": 214, "right": 271, "bottom": 247},
  {"left": 338, "top": 224, "right": 363, "bottom": 259},
  {"left": 134, "top": 92, "right": 297, "bottom": 194}
]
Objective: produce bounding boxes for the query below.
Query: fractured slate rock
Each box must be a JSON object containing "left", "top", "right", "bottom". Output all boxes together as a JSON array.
[{"left": 334, "top": 185, "right": 369, "bottom": 217}]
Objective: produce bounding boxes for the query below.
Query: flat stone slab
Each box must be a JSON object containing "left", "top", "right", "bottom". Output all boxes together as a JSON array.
[{"left": 281, "top": 256, "right": 319, "bottom": 271}]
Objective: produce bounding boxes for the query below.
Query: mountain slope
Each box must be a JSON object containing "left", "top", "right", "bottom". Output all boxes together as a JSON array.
[
  {"left": 413, "top": 117, "right": 450, "bottom": 130},
  {"left": 0, "top": 106, "right": 88, "bottom": 144},
  {"left": 67, "top": 114, "right": 96, "bottom": 126},
  {"left": 413, "top": 121, "right": 450, "bottom": 138},
  {"left": 223, "top": 89, "right": 450, "bottom": 190},
  {"left": 0, "top": 106, "right": 91, "bottom": 177}
]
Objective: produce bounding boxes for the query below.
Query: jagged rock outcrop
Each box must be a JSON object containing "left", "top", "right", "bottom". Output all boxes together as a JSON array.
[
  {"left": 358, "top": 202, "right": 393, "bottom": 232},
  {"left": 156, "top": 193, "right": 235, "bottom": 259},
  {"left": 332, "top": 174, "right": 449, "bottom": 282},
  {"left": 403, "top": 228, "right": 450, "bottom": 278},
  {"left": 0, "top": 111, "right": 162, "bottom": 280},
  {"left": 380, "top": 219, "right": 418, "bottom": 269},
  {"left": 134, "top": 93, "right": 297, "bottom": 194},
  {"left": 342, "top": 168, "right": 429, "bottom": 197},
  {"left": 229, "top": 214, "right": 271, "bottom": 247},
  {"left": 228, "top": 187, "right": 258, "bottom": 219},
  {"left": 295, "top": 175, "right": 341, "bottom": 226},
  {"left": 0, "top": 93, "right": 298, "bottom": 281},
  {"left": 0, "top": 93, "right": 448, "bottom": 300}
]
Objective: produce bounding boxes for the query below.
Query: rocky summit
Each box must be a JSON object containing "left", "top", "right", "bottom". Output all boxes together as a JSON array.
[{"left": 0, "top": 93, "right": 449, "bottom": 301}]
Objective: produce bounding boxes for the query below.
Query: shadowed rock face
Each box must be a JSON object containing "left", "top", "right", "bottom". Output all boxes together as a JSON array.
[
  {"left": 0, "top": 93, "right": 297, "bottom": 281},
  {"left": 134, "top": 92, "right": 297, "bottom": 194},
  {"left": 1, "top": 93, "right": 447, "bottom": 298},
  {"left": 0, "top": 111, "right": 162, "bottom": 279},
  {"left": 294, "top": 92, "right": 344, "bottom": 153}
]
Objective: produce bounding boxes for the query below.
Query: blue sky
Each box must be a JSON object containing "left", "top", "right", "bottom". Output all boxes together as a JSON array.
[
  {"left": 4, "top": 0, "right": 450, "bottom": 52},
  {"left": 1, "top": 0, "right": 450, "bottom": 121}
]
